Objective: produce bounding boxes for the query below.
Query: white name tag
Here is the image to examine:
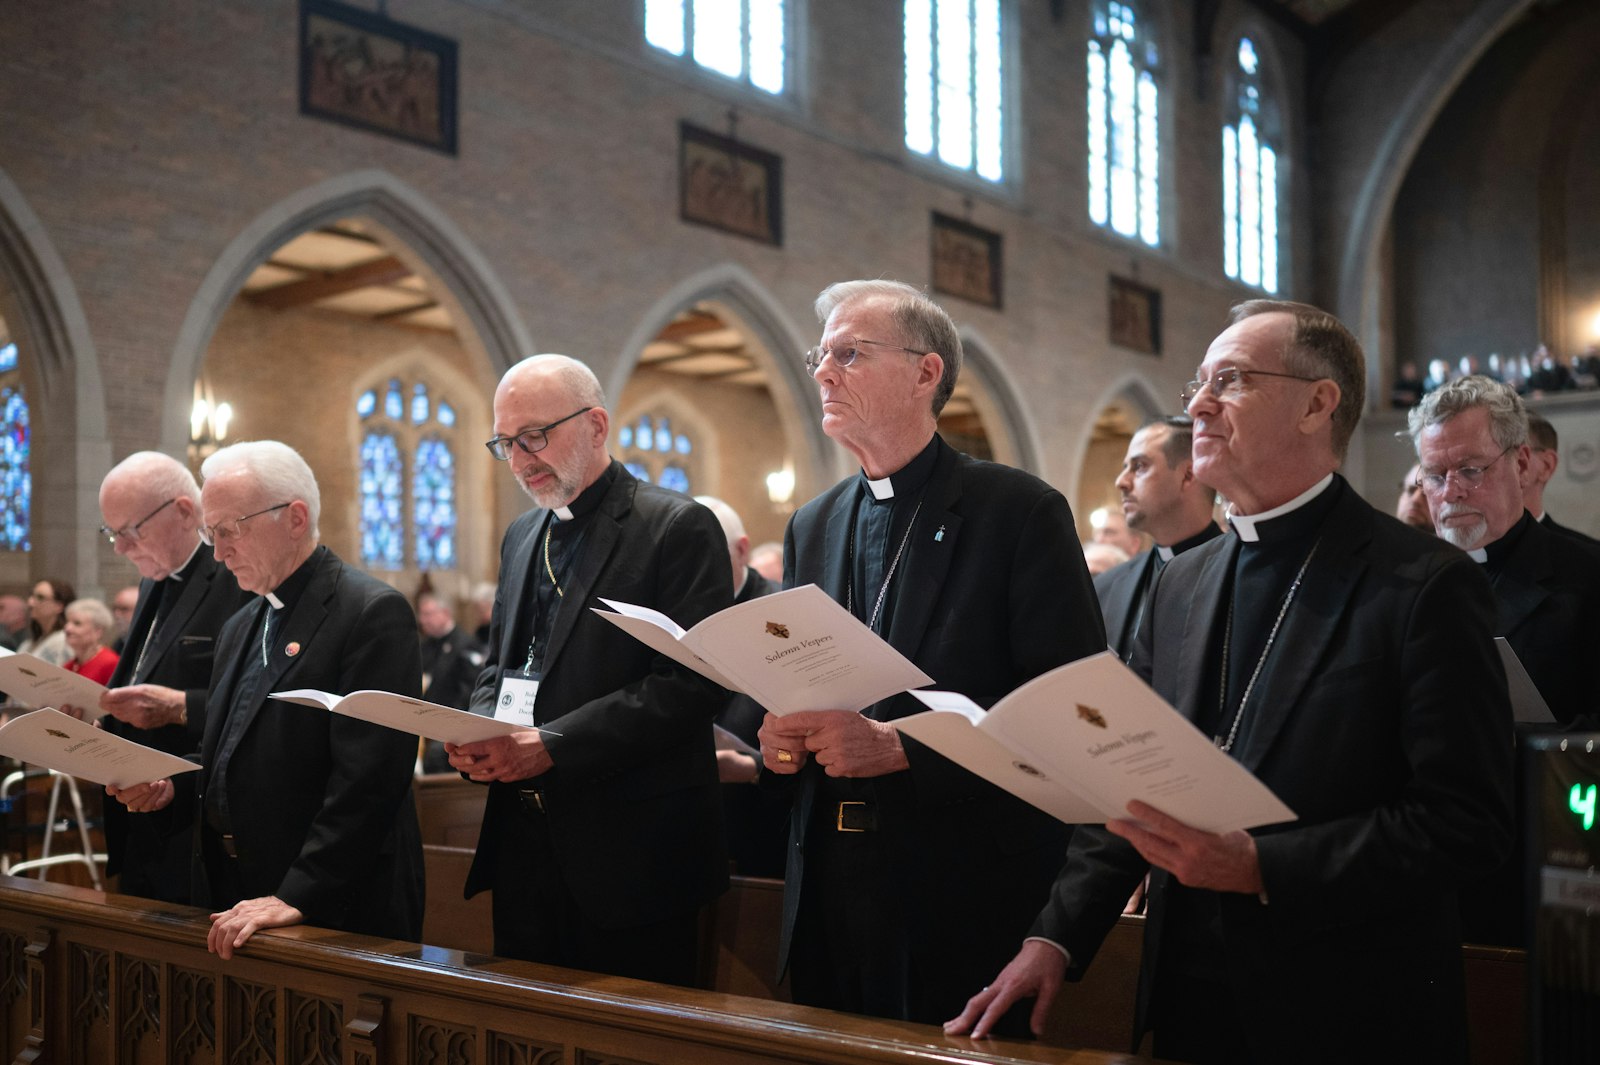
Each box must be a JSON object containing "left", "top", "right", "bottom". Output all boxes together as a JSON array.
[{"left": 495, "top": 670, "right": 540, "bottom": 728}]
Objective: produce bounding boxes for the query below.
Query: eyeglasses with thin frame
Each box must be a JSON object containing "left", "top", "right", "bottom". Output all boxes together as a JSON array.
[
  {"left": 1179, "top": 366, "right": 1323, "bottom": 407},
  {"left": 484, "top": 407, "right": 594, "bottom": 460},
  {"left": 803, "top": 336, "right": 927, "bottom": 377},
  {"left": 99, "top": 497, "right": 178, "bottom": 545},
  {"left": 199, "top": 502, "right": 291, "bottom": 546},
  {"left": 1415, "top": 446, "right": 1515, "bottom": 496}
]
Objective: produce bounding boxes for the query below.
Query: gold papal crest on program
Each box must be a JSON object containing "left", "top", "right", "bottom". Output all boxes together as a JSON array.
[
  {"left": 46, "top": 728, "right": 69, "bottom": 739},
  {"left": 1077, "top": 704, "right": 1107, "bottom": 729},
  {"left": 765, "top": 621, "right": 790, "bottom": 639}
]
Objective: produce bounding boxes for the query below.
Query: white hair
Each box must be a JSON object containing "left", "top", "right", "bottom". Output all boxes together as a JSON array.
[
  {"left": 694, "top": 496, "right": 746, "bottom": 547},
  {"left": 65, "top": 597, "right": 113, "bottom": 635},
  {"left": 201, "top": 440, "right": 321, "bottom": 538},
  {"left": 106, "top": 450, "right": 201, "bottom": 506}
]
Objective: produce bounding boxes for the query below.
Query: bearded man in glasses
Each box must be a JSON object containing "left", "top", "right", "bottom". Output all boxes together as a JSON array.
[
  {"left": 953, "top": 302, "right": 1512, "bottom": 1064},
  {"left": 757, "top": 279, "right": 1105, "bottom": 1031},
  {"left": 446, "top": 354, "right": 732, "bottom": 987},
  {"left": 1409, "top": 376, "right": 1600, "bottom": 732},
  {"left": 108, "top": 440, "right": 424, "bottom": 960},
  {"left": 93, "top": 451, "right": 251, "bottom": 905}
]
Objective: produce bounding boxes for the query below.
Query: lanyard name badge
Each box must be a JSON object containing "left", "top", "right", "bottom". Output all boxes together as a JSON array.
[
  {"left": 496, "top": 516, "right": 563, "bottom": 729},
  {"left": 496, "top": 664, "right": 540, "bottom": 728}
]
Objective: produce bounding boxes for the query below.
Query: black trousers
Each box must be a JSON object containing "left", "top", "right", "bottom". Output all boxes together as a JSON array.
[{"left": 489, "top": 799, "right": 701, "bottom": 988}]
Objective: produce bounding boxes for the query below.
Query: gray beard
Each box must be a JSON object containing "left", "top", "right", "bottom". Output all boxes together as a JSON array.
[{"left": 1436, "top": 515, "right": 1488, "bottom": 550}]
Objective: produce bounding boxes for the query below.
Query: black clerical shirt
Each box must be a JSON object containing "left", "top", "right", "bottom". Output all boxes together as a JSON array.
[
  {"left": 205, "top": 545, "right": 325, "bottom": 836},
  {"left": 847, "top": 435, "right": 941, "bottom": 636},
  {"left": 512, "top": 462, "right": 618, "bottom": 678}
]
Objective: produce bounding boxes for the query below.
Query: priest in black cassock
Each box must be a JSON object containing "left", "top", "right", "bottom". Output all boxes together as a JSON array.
[
  {"left": 954, "top": 301, "right": 1512, "bottom": 1065},
  {"left": 1522, "top": 411, "right": 1600, "bottom": 545},
  {"left": 94, "top": 451, "right": 251, "bottom": 904},
  {"left": 758, "top": 279, "right": 1104, "bottom": 1031},
  {"left": 1408, "top": 377, "right": 1600, "bottom": 949},
  {"left": 1095, "top": 415, "right": 1221, "bottom": 660}
]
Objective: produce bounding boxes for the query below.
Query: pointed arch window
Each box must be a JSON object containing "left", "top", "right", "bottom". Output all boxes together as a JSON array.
[
  {"left": 904, "top": 0, "right": 1004, "bottom": 182},
  {"left": 619, "top": 413, "right": 697, "bottom": 493},
  {"left": 0, "top": 342, "right": 30, "bottom": 551},
  {"left": 645, "top": 0, "right": 787, "bottom": 95},
  {"left": 1223, "top": 37, "right": 1281, "bottom": 293},
  {"left": 356, "top": 377, "right": 459, "bottom": 571},
  {"left": 1087, "top": 1, "right": 1160, "bottom": 245}
]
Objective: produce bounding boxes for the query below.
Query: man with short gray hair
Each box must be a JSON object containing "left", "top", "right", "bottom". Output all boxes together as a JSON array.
[
  {"left": 1407, "top": 377, "right": 1600, "bottom": 728},
  {"left": 94, "top": 450, "right": 251, "bottom": 904},
  {"left": 108, "top": 440, "right": 424, "bottom": 959},
  {"left": 760, "top": 279, "right": 1104, "bottom": 1030}
]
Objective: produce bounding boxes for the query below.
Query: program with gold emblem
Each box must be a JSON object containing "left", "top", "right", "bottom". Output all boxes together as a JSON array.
[{"left": 896, "top": 652, "right": 1295, "bottom": 832}]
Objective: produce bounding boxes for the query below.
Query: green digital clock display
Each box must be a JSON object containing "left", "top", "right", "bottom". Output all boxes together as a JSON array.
[{"left": 1571, "top": 783, "right": 1597, "bottom": 831}]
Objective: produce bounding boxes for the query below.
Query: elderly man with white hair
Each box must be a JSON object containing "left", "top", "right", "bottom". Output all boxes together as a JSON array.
[
  {"left": 95, "top": 450, "right": 252, "bottom": 904},
  {"left": 109, "top": 440, "right": 424, "bottom": 959}
]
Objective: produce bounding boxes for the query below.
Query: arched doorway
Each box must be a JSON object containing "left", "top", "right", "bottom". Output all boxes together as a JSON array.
[
  {"left": 1074, "top": 376, "right": 1167, "bottom": 545},
  {"left": 170, "top": 173, "right": 529, "bottom": 607}
]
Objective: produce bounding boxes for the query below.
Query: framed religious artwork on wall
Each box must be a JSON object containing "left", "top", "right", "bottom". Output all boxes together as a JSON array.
[
  {"left": 1109, "top": 275, "right": 1162, "bottom": 355},
  {"left": 679, "top": 123, "right": 784, "bottom": 246},
  {"left": 930, "top": 213, "right": 1003, "bottom": 309},
  {"left": 299, "top": 0, "right": 459, "bottom": 155}
]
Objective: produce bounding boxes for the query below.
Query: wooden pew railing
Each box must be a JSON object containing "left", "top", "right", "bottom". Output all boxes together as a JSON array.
[{"left": 0, "top": 875, "right": 1158, "bottom": 1065}]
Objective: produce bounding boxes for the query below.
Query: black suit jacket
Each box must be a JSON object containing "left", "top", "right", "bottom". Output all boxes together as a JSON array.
[
  {"left": 779, "top": 438, "right": 1105, "bottom": 1023},
  {"left": 101, "top": 545, "right": 251, "bottom": 902},
  {"left": 1032, "top": 480, "right": 1513, "bottom": 1060},
  {"left": 1094, "top": 524, "right": 1222, "bottom": 660},
  {"left": 464, "top": 467, "right": 732, "bottom": 930},
  {"left": 1495, "top": 514, "right": 1600, "bottom": 728},
  {"left": 195, "top": 547, "right": 424, "bottom": 941},
  {"left": 1540, "top": 511, "right": 1600, "bottom": 547}
]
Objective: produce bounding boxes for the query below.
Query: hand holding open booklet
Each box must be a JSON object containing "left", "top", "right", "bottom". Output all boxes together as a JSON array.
[
  {"left": 0, "top": 708, "right": 200, "bottom": 788},
  {"left": 270, "top": 689, "right": 540, "bottom": 744},
  {"left": 895, "top": 652, "right": 1297, "bottom": 833},
  {"left": 592, "top": 584, "right": 934, "bottom": 716},
  {"left": 0, "top": 647, "right": 110, "bottom": 711}
]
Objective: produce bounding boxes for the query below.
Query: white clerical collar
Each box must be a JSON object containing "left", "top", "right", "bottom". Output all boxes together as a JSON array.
[
  {"left": 1156, "top": 545, "right": 1175, "bottom": 562},
  {"left": 866, "top": 475, "right": 894, "bottom": 501},
  {"left": 1467, "top": 548, "right": 1488, "bottom": 563},
  {"left": 1531, "top": 510, "right": 1545, "bottom": 523},
  {"left": 553, "top": 505, "right": 575, "bottom": 521},
  {"left": 1227, "top": 474, "right": 1334, "bottom": 543},
  {"left": 169, "top": 538, "right": 203, "bottom": 581},
  {"left": 265, "top": 592, "right": 285, "bottom": 610}
]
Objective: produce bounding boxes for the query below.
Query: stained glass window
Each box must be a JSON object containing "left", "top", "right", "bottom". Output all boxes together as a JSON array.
[
  {"left": 659, "top": 465, "right": 691, "bottom": 494},
  {"left": 355, "top": 374, "right": 459, "bottom": 572},
  {"left": 1223, "top": 37, "right": 1280, "bottom": 293},
  {"left": 905, "top": 0, "right": 1004, "bottom": 182},
  {"left": 0, "top": 382, "right": 30, "bottom": 552},
  {"left": 359, "top": 432, "right": 404, "bottom": 569},
  {"left": 1087, "top": 1, "right": 1159, "bottom": 246},
  {"left": 620, "top": 409, "right": 697, "bottom": 494},
  {"left": 0, "top": 343, "right": 17, "bottom": 373},
  {"left": 414, "top": 438, "right": 456, "bottom": 570},
  {"left": 645, "top": 0, "right": 786, "bottom": 95}
]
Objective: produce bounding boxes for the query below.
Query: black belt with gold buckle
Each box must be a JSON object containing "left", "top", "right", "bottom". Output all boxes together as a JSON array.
[{"left": 835, "top": 801, "right": 876, "bottom": 832}]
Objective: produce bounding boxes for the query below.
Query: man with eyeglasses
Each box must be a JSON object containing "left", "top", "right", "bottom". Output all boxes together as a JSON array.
[
  {"left": 446, "top": 354, "right": 731, "bottom": 987},
  {"left": 954, "top": 301, "right": 1511, "bottom": 1064},
  {"left": 757, "top": 279, "right": 1104, "bottom": 1032},
  {"left": 108, "top": 440, "right": 424, "bottom": 960},
  {"left": 91, "top": 451, "right": 252, "bottom": 905},
  {"left": 1407, "top": 377, "right": 1600, "bottom": 732},
  {"left": 1096, "top": 416, "right": 1222, "bottom": 661}
]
